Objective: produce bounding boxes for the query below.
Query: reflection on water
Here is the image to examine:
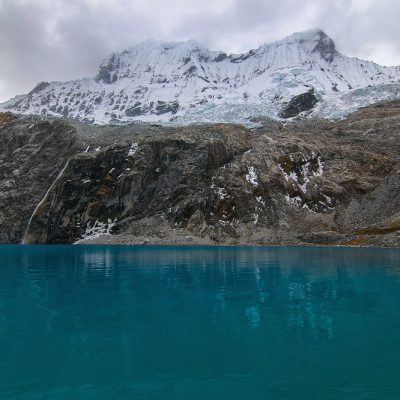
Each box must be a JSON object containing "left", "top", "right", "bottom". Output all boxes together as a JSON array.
[{"left": 1, "top": 245, "right": 400, "bottom": 399}]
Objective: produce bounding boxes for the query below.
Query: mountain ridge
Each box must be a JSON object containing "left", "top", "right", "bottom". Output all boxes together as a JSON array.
[{"left": 2, "top": 29, "right": 400, "bottom": 125}]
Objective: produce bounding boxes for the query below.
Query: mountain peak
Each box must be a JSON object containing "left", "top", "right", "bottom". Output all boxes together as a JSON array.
[
  {"left": 95, "top": 38, "right": 212, "bottom": 84},
  {"left": 3, "top": 29, "right": 400, "bottom": 126},
  {"left": 309, "top": 30, "right": 337, "bottom": 63},
  {"left": 288, "top": 29, "right": 337, "bottom": 62}
]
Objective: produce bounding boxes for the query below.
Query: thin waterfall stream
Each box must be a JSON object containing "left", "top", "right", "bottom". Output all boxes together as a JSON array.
[{"left": 21, "top": 160, "right": 70, "bottom": 244}]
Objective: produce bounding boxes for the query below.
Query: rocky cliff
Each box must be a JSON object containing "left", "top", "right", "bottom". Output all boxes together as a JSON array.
[{"left": 1, "top": 99, "right": 400, "bottom": 246}]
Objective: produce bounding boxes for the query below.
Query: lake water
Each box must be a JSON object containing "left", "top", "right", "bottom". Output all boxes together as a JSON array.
[{"left": 1, "top": 245, "right": 400, "bottom": 399}]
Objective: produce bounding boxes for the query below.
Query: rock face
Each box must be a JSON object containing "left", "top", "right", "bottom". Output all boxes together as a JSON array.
[
  {"left": 0, "top": 117, "right": 79, "bottom": 243},
  {"left": 2, "top": 29, "right": 400, "bottom": 125},
  {"left": 310, "top": 30, "right": 337, "bottom": 63},
  {"left": 1, "top": 99, "right": 400, "bottom": 246},
  {"left": 279, "top": 89, "right": 318, "bottom": 118}
]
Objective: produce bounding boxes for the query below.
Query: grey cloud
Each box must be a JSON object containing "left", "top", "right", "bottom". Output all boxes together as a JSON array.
[{"left": 0, "top": 0, "right": 400, "bottom": 102}]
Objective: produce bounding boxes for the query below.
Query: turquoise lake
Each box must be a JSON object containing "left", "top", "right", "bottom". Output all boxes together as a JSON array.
[{"left": 1, "top": 245, "right": 400, "bottom": 399}]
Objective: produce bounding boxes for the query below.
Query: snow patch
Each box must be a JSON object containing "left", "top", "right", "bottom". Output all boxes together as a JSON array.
[
  {"left": 75, "top": 218, "right": 117, "bottom": 243},
  {"left": 217, "top": 187, "right": 228, "bottom": 200},
  {"left": 246, "top": 166, "right": 259, "bottom": 187},
  {"left": 253, "top": 213, "right": 259, "bottom": 225},
  {"left": 127, "top": 143, "right": 139, "bottom": 157},
  {"left": 279, "top": 164, "right": 298, "bottom": 183},
  {"left": 279, "top": 154, "right": 324, "bottom": 194},
  {"left": 286, "top": 194, "right": 303, "bottom": 207},
  {"left": 256, "top": 196, "right": 265, "bottom": 205},
  {"left": 211, "top": 177, "right": 229, "bottom": 200}
]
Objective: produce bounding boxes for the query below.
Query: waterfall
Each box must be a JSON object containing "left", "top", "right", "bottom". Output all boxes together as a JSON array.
[{"left": 21, "top": 160, "right": 70, "bottom": 244}]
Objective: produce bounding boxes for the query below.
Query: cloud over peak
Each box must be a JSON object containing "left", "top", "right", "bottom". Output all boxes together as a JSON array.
[{"left": 1, "top": 0, "right": 400, "bottom": 102}]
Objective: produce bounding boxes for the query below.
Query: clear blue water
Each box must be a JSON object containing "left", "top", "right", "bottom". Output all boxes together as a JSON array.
[{"left": 1, "top": 245, "right": 400, "bottom": 400}]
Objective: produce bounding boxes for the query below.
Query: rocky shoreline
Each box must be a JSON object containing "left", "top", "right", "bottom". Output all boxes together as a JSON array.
[{"left": 1, "top": 100, "right": 400, "bottom": 247}]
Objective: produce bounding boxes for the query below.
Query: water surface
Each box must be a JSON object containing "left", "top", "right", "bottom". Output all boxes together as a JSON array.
[{"left": 1, "top": 245, "right": 400, "bottom": 399}]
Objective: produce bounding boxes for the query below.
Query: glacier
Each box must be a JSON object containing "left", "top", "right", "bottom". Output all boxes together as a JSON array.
[{"left": 2, "top": 29, "right": 400, "bottom": 125}]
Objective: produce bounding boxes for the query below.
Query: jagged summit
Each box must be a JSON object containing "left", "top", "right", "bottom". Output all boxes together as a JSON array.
[
  {"left": 288, "top": 28, "right": 330, "bottom": 41},
  {"left": 287, "top": 29, "right": 337, "bottom": 62},
  {"left": 96, "top": 29, "right": 337, "bottom": 85},
  {"left": 2, "top": 29, "right": 400, "bottom": 125},
  {"left": 95, "top": 38, "right": 225, "bottom": 85}
]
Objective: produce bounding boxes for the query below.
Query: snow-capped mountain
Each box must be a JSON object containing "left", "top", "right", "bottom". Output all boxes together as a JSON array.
[{"left": 2, "top": 29, "right": 400, "bottom": 124}]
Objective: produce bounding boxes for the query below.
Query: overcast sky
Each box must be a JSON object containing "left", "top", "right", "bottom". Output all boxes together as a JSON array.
[{"left": 1, "top": 0, "right": 400, "bottom": 102}]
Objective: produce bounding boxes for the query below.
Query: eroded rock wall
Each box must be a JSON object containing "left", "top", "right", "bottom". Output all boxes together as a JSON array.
[{"left": 1, "top": 100, "right": 400, "bottom": 246}]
